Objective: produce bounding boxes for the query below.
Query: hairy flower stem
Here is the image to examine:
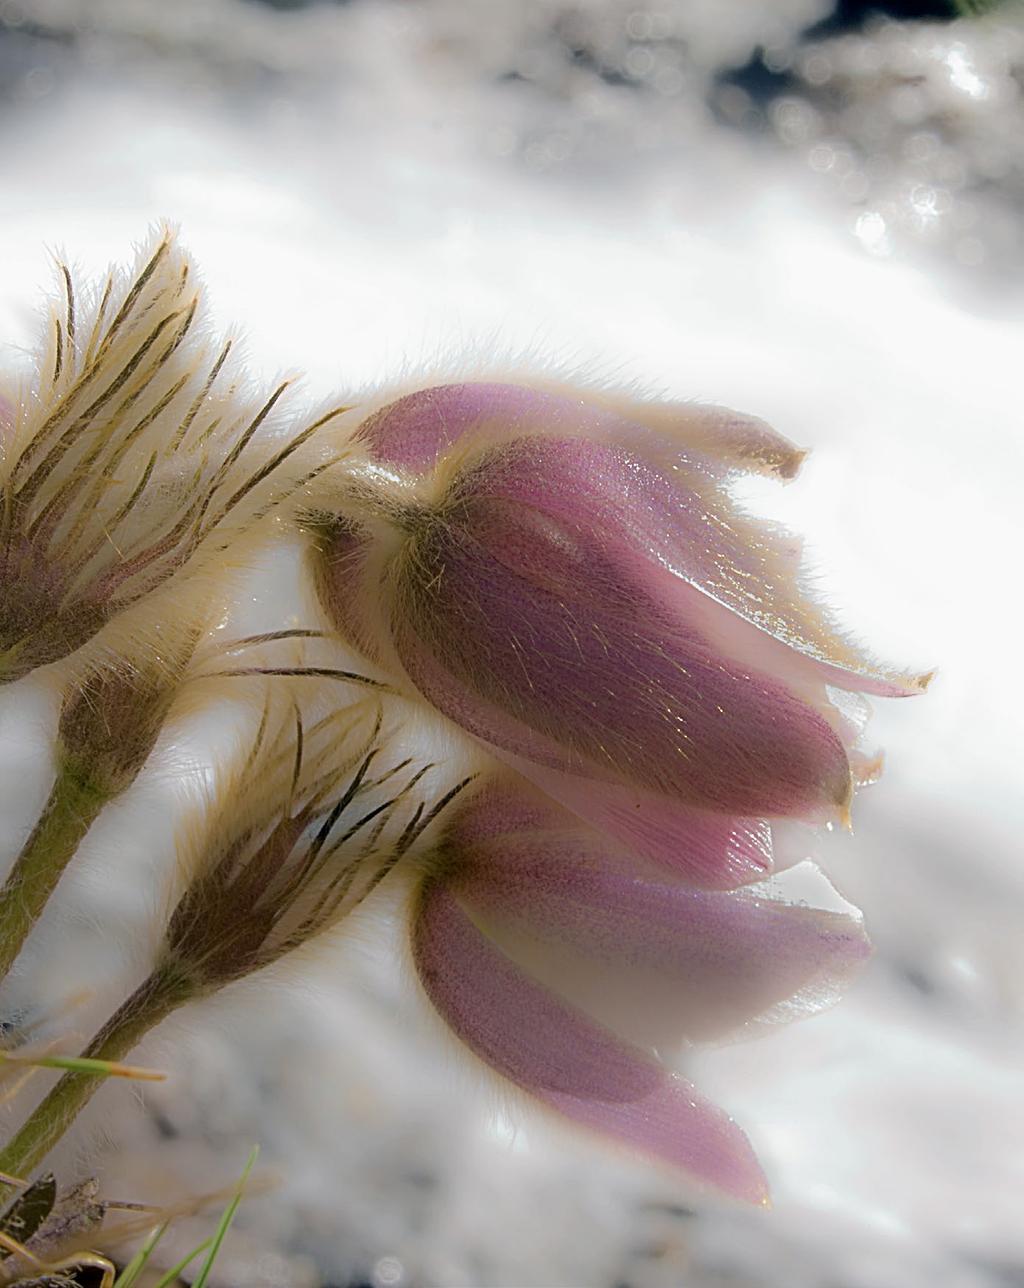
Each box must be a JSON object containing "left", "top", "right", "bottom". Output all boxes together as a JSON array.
[
  {"left": 0, "top": 661, "right": 190, "bottom": 982},
  {"left": 0, "top": 769, "right": 110, "bottom": 981},
  {"left": 0, "top": 963, "right": 195, "bottom": 1184}
]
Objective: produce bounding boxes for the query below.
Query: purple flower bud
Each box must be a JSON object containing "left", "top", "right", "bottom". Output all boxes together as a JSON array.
[
  {"left": 314, "top": 381, "right": 927, "bottom": 888},
  {"left": 412, "top": 779, "right": 871, "bottom": 1202}
]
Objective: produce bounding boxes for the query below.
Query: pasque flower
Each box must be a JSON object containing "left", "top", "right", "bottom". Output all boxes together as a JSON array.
[
  {"left": 0, "top": 230, "right": 345, "bottom": 686},
  {"left": 0, "top": 231, "right": 928, "bottom": 1237},
  {"left": 310, "top": 380, "right": 928, "bottom": 888},
  {"left": 412, "top": 776, "right": 870, "bottom": 1203}
]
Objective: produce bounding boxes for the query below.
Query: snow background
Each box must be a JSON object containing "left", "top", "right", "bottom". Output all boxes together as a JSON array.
[{"left": 0, "top": 1, "right": 1022, "bottom": 1284}]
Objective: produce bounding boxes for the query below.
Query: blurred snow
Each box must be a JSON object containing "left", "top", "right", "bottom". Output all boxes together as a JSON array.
[{"left": 0, "top": 0, "right": 1022, "bottom": 1285}]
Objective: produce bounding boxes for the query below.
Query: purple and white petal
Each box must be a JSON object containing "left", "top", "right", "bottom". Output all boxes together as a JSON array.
[
  {"left": 412, "top": 879, "right": 769, "bottom": 1204},
  {"left": 446, "top": 784, "right": 871, "bottom": 1048}
]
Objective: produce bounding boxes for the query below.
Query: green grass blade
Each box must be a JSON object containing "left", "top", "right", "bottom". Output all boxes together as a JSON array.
[
  {"left": 113, "top": 1221, "right": 169, "bottom": 1288},
  {"left": 3, "top": 1053, "right": 166, "bottom": 1081},
  {"left": 151, "top": 1235, "right": 213, "bottom": 1288},
  {"left": 191, "top": 1145, "right": 259, "bottom": 1288}
]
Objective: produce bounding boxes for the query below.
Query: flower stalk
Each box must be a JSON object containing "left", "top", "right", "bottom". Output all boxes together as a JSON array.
[
  {"left": 0, "top": 655, "right": 190, "bottom": 980},
  {"left": 0, "top": 693, "right": 470, "bottom": 1179},
  {"left": 0, "top": 964, "right": 193, "bottom": 1184},
  {"left": 0, "top": 768, "right": 108, "bottom": 983}
]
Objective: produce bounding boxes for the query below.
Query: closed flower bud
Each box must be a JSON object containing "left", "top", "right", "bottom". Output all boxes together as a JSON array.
[
  {"left": 163, "top": 696, "right": 472, "bottom": 992},
  {"left": 57, "top": 657, "right": 187, "bottom": 802},
  {"left": 0, "top": 230, "right": 346, "bottom": 686},
  {"left": 412, "top": 777, "right": 872, "bottom": 1204},
  {"left": 310, "top": 380, "right": 928, "bottom": 888}
]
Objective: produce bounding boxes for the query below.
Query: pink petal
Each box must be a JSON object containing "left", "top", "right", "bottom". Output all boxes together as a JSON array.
[
  {"left": 359, "top": 381, "right": 804, "bottom": 481},
  {"left": 392, "top": 493, "right": 855, "bottom": 822},
  {"left": 308, "top": 517, "right": 385, "bottom": 661},
  {"left": 359, "top": 382, "right": 623, "bottom": 473},
  {"left": 413, "top": 879, "right": 769, "bottom": 1204},
  {"left": 445, "top": 783, "right": 871, "bottom": 1049},
  {"left": 359, "top": 384, "right": 925, "bottom": 697},
  {"left": 460, "top": 429, "right": 926, "bottom": 699},
  {"left": 501, "top": 754, "right": 776, "bottom": 889},
  {"left": 597, "top": 394, "right": 809, "bottom": 480},
  {"left": 447, "top": 770, "right": 773, "bottom": 889},
  {"left": 393, "top": 623, "right": 815, "bottom": 889}
]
